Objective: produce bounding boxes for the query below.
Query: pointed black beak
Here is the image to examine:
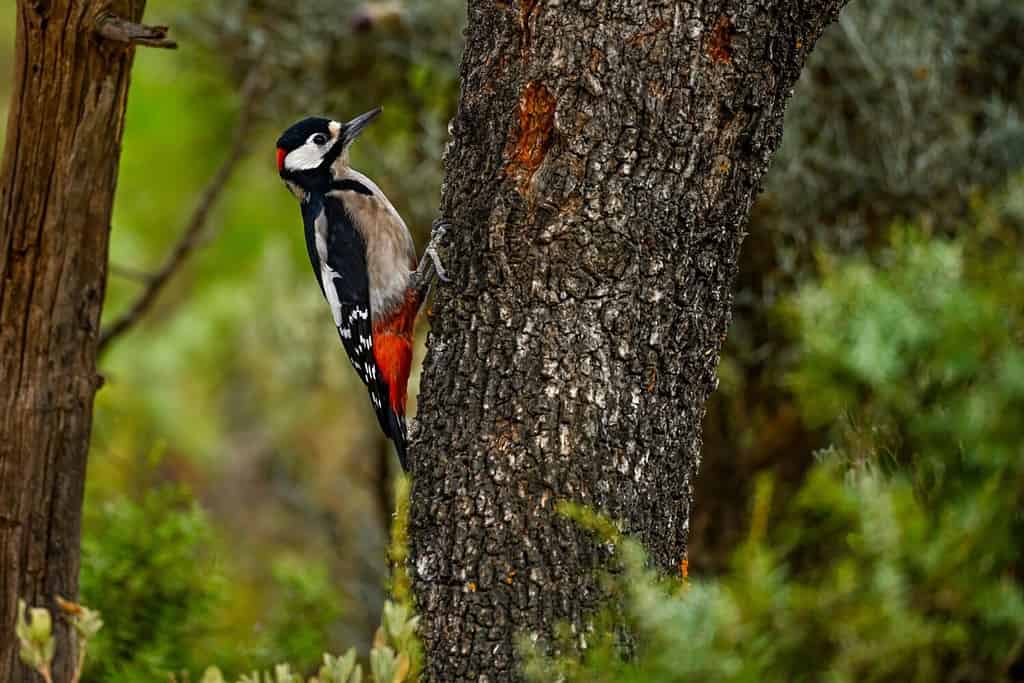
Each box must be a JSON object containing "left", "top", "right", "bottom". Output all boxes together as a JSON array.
[{"left": 342, "top": 106, "right": 382, "bottom": 146}]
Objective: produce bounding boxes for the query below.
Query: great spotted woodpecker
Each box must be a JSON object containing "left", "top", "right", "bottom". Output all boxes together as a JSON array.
[{"left": 276, "top": 108, "right": 447, "bottom": 470}]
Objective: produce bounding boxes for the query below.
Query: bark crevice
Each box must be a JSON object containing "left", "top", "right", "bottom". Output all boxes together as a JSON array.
[{"left": 410, "top": 1, "right": 847, "bottom": 681}]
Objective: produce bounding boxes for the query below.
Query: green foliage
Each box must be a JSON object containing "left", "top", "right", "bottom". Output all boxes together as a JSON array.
[
  {"left": 79, "top": 486, "right": 224, "bottom": 682},
  {"left": 16, "top": 601, "right": 57, "bottom": 678},
  {"left": 11, "top": 594, "right": 417, "bottom": 683},
  {"left": 16, "top": 598, "right": 104, "bottom": 683},
  {"left": 258, "top": 558, "right": 346, "bottom": 668},
  {"left": 765, "top": 0, "right": 1024, "bottom": 265},
  {"left": 77, "top": 461, "right": 355, "bottom": 680},
  {"left": 529, "top": 227, "right": 1024, "bottom": 682},
  {"left": 13, "top": 500, "right": 406, "bottom": 682},
  {"left": 387, "top": 476, "right": 414, "bottom": 609},
  {"left": 371, "top": 601, "right": 420, "bottom": 682},
  {"left": 184, "top": 0, "right": 464, "bottom": 114},
  {"left": 701, "top": 0, "right": 1024, "bottom": 571},
  {"left": 192, "top": 600, "right": 420, "bottom": 683}
]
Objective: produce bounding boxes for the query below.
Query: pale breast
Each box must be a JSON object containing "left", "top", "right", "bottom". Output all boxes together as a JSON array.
[{"left": 328, "top": 168, "right": 416, "bottom": 319}]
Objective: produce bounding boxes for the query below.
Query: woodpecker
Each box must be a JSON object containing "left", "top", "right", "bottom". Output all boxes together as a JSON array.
[{"left": 275, "top": 107, "right": 447, "bottom": 470}]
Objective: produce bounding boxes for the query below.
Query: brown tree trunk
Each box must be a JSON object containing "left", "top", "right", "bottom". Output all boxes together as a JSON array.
[
  {"left": 0, "top": 1, "right": 148, "bottom": 679},
  {"left": 409, "top": 1, "right": 847, "bottom": 680}
]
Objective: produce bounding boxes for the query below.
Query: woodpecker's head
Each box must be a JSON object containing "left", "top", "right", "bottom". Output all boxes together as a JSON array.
[{"left": 275, "top": 107, "right": 381, "bottom": 195}]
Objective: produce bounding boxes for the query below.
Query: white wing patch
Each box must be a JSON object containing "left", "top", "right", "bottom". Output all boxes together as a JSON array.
[
  {"left": 314, "top": 208, "right": 346, "bottom": 329},
  {"left": 314, "top": 209, "right": 330, "bottom": 263},
  {"left": 322, "top": 268, "right": 344, "bottom": 328},
  {"left": 309, "top": 206, "right": 389, "bottom": 419}
]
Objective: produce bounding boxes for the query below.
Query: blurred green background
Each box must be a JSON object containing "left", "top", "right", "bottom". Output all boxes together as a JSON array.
[
  {"left": 1, "top": 1, "right": 1022, "bottom": 680},
  {"left": 2, "top": 1, "right": 464, "bottom": 677}
]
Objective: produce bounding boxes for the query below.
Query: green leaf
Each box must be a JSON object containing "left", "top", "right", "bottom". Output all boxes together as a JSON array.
[{"left": 369, "top": 646, "right": 397, "bottom": 683}]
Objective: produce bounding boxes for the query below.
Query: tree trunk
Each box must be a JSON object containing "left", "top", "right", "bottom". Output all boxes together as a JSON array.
[
  {"left": 0, "top": 1, "right": 146, "bottom": 679},
  {"left": 409, "top": 1, "right": 846, "bottom": 680}
]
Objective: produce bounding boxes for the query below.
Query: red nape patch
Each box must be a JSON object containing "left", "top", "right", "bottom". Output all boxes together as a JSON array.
[{"left": 276, "top": 147, "right": 287, "bottom": 171}]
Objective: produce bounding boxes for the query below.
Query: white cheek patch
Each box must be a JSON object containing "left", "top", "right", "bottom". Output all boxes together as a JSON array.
[{"left": 284, "top": 141, "right": 327, "bottom": 171}]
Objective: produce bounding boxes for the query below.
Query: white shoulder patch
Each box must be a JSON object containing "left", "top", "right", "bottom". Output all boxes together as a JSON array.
[
  {"left": 314, "top": 209, "right": 329, "bottom": 263},
  {"left": 323, "top": 266, "right": 344, "bottom": 329},
  {"left": 313, "top": 208, "right": 345, "bottom": 328}
]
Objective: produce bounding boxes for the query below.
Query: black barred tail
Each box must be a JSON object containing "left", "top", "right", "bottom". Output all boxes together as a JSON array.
[{"left": 374, "top": 403, "right": 408, "bottom": 471}]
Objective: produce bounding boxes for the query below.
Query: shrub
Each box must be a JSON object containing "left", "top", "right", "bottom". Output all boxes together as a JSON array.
[
  {"left": 15, "top": 599, "right": 419, "bottom": 683},
  {"left": 529, "top": 229, "right": 1024, "bottom": 682},
  {"left": 79, "top": 486, "right": 224, "bottom": 682}
]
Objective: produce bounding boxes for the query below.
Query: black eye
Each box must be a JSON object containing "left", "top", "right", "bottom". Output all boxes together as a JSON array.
[{"left": 312, "top": 133, "right": 328, "bottom": 145}]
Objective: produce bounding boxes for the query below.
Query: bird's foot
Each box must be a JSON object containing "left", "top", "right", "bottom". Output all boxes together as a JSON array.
[
  {"left": 425, "top": 246, "right": 450, "bottom": 284},
  {"left": 412, "top": 218, "right": 453, "bottom": 298},
  {"left": 426, "top": 219, "right": 451, "bottom": 284}
]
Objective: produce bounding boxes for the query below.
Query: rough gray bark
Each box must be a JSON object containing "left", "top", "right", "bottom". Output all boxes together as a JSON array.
[
  {"left": 0, "top": 1, "right": 149, "bottom": 679},
  {"left": 409, "top": 1, "right": 847, "bottom": 681}
]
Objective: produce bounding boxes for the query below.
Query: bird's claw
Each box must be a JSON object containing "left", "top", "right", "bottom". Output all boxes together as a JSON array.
[
  {"left": 426, "top": 246, "right": 450, "bottom": 283},
  {"left": 426, "top": 218, "right": 452, "bottom": 284}
]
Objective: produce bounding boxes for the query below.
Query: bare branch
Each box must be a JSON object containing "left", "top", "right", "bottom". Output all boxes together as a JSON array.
[
  {"left": 94, "top": 11, "right": 178, "bottom": 49},
  {"left": 108, "top": 262, "right": 155, "bottom": 284},
  {"left": 98, "top": 66, "right": 266, "bottom": 355}
]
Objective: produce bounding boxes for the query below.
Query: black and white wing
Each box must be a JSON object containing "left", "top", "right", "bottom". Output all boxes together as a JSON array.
[{"left": 300, "top": 194, "right": 404, "bottom": 461}]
